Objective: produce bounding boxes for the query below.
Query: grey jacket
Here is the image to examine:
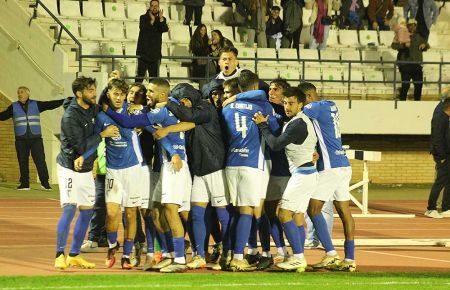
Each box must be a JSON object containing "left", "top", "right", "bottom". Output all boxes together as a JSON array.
[{"left": 404, "top": 0, "right": 439, "bottom": 30}]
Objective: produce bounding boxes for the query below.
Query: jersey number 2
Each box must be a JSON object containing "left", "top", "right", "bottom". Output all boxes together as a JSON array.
[{"left": 234, "top": 113, "right": 248, "bottom": 138}]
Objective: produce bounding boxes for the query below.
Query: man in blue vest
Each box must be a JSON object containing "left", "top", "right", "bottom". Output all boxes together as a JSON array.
[{"left": 0, "top": 86, "right": 65, "bottom": 190}]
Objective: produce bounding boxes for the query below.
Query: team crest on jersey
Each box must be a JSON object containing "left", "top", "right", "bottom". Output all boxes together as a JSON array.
[
  {"left": 152, "top": 108, "right": 161, "bottom": 113},
  {"left": 304, "top": 104, "right": 312, "bottom": 109}
]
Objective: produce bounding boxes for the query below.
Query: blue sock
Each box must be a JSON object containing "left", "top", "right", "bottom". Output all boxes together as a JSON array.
[
  {"left": 173, "top": 237, "right": 185, "bottom": 259},
  {"left": 248, "top": 216, "right": 258, "bottom": 249},
  {"left": 344, "top": 240, "right": 355, "bottom": 260},
  {"left": 258, "top": 214, "right": 271, "bottom": 253},
  {"left": 56, "top": 205, "right": 76, "bottom": 253},
  {"left": 156, "top": 231, "right": 168, "bottom": 253},
  {"left": 216, "top": 207, "right": 231, "bottom": 254},
  {"left": 69, "top": 208, "right": 94, "bottom": 255},
  {"left": 269, "top": 216, "right": 285, "bottom": 248},
  {"left": 311, "top": 214, "right": 335, "bottom": 252},
  {"left": 234, "top": 214, "right": 253, "bottom": 255},
  {"left": 107, "top": 232, "right": 118, "bottom": 246},
  {"left": 191, "top": 205, "right": 206, "bottom": 257},
  {"left": 123, "top": 239, "right": 134, "bottom": 256},
  {"left": 164, "top": 231, "right": 174, "bottom": 253},
  {"left": 297, "top": 225, "right": 306, "bottom": 254},
  {"left": 143, "top": 216, "right": 156, "bottom": 254},
  {"left": 282, "top": 220, "right": 302, "bottom": 254}
]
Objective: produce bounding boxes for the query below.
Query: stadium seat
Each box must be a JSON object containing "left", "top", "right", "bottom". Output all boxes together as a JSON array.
[
  {"left": 159, "top": 64, "right": 169, "bottom": 78},
  {"left": 101, "top": 41, "right": 124, "bottom": 55},
  {"left": 103, "top": 21, "right": 125, "bottom": 40},
  {"left": 256, "top": 48, "right": 277, "bottom": 66},
  {"left": 105, "top": 2, "right": 126, "bottom": 20},
  {"left": 123, "top": 62, "right": 137, "bottom": 78},
  {"left": 279, "top": 66, "right": 301, "bottom": 83},
  {"left": 38, "top": 0, "right": 59, "bottom": 17},
  {"left": 327, "top": 29, "right": 339, "bottom": 47},
  {"left": 127, "top": 2, "right": 147, "bottom": 20},
  {"left": 339, "top": 30, "right": 359, "bottom": 47},
  {"left": 343, "top": 69, "right": 365, "bottom": 97},
  {"left": 322, "top": 68, "right": 345, "bottom": 95},
  {"left": 340, "top": 48, "right": 361, "bottom": 68},
  {"left": 82, "top": 1, "right": 104, "bottom": 18},
  {"left": 169, "top": 66, "right": 190, "bottom": 80},
  {"left": 365, "top": 70, "right": 391, "bottom": 97},
  {"left": 202, "top": 5, "right": 214, "bottom": 23},
  {"left": 60, "top": 19, "right": 80, "bottom": 39},
  {"left": 320, "top": 49, "right": 341, "bottom": 67},
  {"left": 59, "top": 0, "right": 81, "bottom": 18},
  {"left": 80, "top": 40, "right": 102, "bottom": 55},
  {"left": 125, "top": 22, "right": 139, "bottom": 40},
  {"left": 213, "top": 6, "right": 233, "bottom": 24},
  {"left": 423, "top": 50, "right": 442, "bottom": 73},
  {"left": 124, "top": 42, "right": 137, "bottom": 56},
  {"left": 299, "top": 49, "right": 319, "bottom": 67},
  {"left": 277, "top": 48, "right": 299, "bottom": 67},
  {"left": 169, "top": 24, "right": 191, "bottom": 42},
  {"left": 80, "top": 20, "right": 103, "bottom": 39},
  {"left": 237, "top": 46, "right": 256, "bottom": 59},
  {"left": 361, "top": 49, "right": 381, "bottom": 68},
  {"left": 359, "top": 30, "right": 379, "bottom": 46},
  {"left": 379, "top": 31, "right": 395, "bottom": 47},
  {"left": 257, "top": 68, "right": 279, "bottom": 81},
  {"left": 383, "top": 68, "right": 401, "bottom": 83},
  {"left": 169, "top": 44, "right": 191, "bottom": 60},
  {"left": 171, "top": 5, "right": 186, "bottom": 22}
]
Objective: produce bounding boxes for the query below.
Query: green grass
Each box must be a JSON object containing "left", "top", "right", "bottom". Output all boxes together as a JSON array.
[
  {"left": 0, "top": 273, "right": 449, "bottom": 290},
  {"left": 0, "top": 182, "right": 59, "bottom": 199}
]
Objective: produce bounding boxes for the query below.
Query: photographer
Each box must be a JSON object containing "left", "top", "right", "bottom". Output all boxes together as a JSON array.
[{"left": 309, "top": 0, "right": 341, "bottom": 50}]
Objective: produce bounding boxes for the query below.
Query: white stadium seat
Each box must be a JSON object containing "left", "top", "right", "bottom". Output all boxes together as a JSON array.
[
  {"left": 379, "top": 30, "right": 395, "bottom": 47},
  {"left": 170, "top": 5, "right": 185, "bottom": 22},
  {"left": 101, "top": 41, "right": 123, "bottom": 55},
  {"left": 124, "top": 42, "right": 137, "bottom": 56},
  {"left": 59, "top": 0, "right": 81, "bottom": 18},
  {"left": 359, "top": 30, "right": 379, "bottom": 46},
  {"left": 38, "top": 0, "right": 59, "bottom": 17},
  {"left": 127, "top": 2, "right": 147, "bottom": 20},
  {"left": 82, "top": 1, "right": 104, "bottom": 18},
  {"left": 80, "top": 20, "right": 103, "bottom": 39},
  {"left": 125, "top": 22, "right": 139, "bottom": 40},
  {"left": 202, "top": 5, "right": 214, "bottom": 23},
  {"left": 61, "top": 19, "right": 80, "bottom": 38},
  {"left": 80, "top": 40, "right": 101, "bottom": 55},
  {"left": 103, "top": 21, "right": 125, "bottom": 40},
  {"left": 339, "top": 30, "right": 359, "bottom": 47},
  {"left": 169, "top": 24, "right": 191, "bottom": 42},
  {"left": 104, "top": 2, "right": 126, "bottom": 20}
]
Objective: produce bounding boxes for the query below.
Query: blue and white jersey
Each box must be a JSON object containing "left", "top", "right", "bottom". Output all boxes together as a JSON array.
[
  {"left": 303, "top": 100, "right": 350, "bottom": 171},
  {"left": 145, "top": 107, "right": 187, "bottom": 163},
  {"left": 95, "top": 109, "right": 142, "bottom": 170},
  {"left": 222, "top": 99, "right": 279, "bottom": 169}
]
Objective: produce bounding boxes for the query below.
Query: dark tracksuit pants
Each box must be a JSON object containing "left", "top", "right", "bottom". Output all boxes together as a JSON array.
[
  {"left": 15, "top": 137, "right": 49, "bottom": 186},
  {"left": 88, "top": 175, "right": 107, "bottom": 243},
  {"left": 428, "top": 158, "right": 450, "bottom": 212},
  {"left": 399, "top": 64, "right": 423, "bottom": 101}
]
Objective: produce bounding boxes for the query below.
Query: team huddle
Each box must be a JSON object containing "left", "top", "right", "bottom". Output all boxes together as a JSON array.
[{"left": 53, "top": 66, "right": 356, "bottom": 273}]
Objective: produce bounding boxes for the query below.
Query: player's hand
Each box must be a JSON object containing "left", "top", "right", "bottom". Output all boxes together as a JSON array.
[
  {"left": 171, "top": 154, "right": 183, "bottom": 172},
  {"left": 153, "top": 125, "right": 169, "bottom": 140},
  {"left": 155, "top": 101, "right": 167, "bottom": 108},
  {"left": 149, "top": 11, "right": 155, "bottom": 23},
  {"left": 74, "top": 156, "right": 84, "bottom": 171},
  {"left": 100, "top": 125, "right": 120, "bottom": 138},
  {"left": 419, "top": 43, "right": 427, "bottom": 50},
  {"left": 252, "top": 112, "right": 268, "bottom": 124},
  {"left": 108, "top": 70, "right": 120, "bottom": 82},
  {"left": 312, "top": 151, "right": 320, "bottom": 164},
  {"left": 127, "top": 104, "right": 144, "bottom": 114},
  {"left": 159, "top": 9, "right": 164, "bottom": 21},
  {"left": 222, "top": 95, "right": 236, "bottom": 107},
  {"left": 134, "top": 128, "right": 143, "bottom": 135}
]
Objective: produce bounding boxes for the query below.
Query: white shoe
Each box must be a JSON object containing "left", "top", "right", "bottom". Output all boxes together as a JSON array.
[
  {"left": 304, "top": 239, "right": 321, "bottom": 249},
  {"left": 424, "top": 210, "right": 444, "bottom": 219},
  {"left": 277, "top": 256, "right": 307, "bottom": 272},
  {"left": 440, "top": 210, "right": 450, "bottom": 217},
  {"left": 80, "top": 240, "right": 99, "bottom": 253}
]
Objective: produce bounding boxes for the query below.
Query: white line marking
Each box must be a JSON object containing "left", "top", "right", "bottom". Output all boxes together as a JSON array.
[
  {"left": 46, "top": 198, "right": 60, "bottom": 202},
  {"left": 361, "top": 250, "right": 450, "bottom": 263}
]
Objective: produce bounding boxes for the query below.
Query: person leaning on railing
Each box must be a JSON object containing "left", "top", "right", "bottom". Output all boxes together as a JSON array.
[{"left": 391, "top": 19, "right": 429, "bottom": 101}]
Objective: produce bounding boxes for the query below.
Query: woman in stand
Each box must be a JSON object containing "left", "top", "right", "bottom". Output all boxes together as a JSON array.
[{"left": 190, "top": 24, "right": 210, "bottom": 82}]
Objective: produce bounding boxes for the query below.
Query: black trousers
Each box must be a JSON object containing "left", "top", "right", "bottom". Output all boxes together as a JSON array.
[
  {"left": 281, "top": 27, "right": 301, "bottom": 50},
  {"left": 399, "top": 64, "right": 423, "bottom": 101},
  {"left": 15, "top": 137, "right": 49, "bottom": 186},
  {"left": 135, "top": 59, "right": 160, "bottom": 83},
  {"left": 428, "top": 158, "right": 450, "bottom": 211},
  {"left": 88, "top": 175, "right": 107, "bottom": 243},
  {"left": 184, "top": 5, "right": 203, "bottom": 25}
]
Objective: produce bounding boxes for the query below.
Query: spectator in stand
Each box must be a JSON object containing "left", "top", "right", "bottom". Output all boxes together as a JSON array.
[
  {"left": 136, "top": 0, "right": 169, "bottom": 82},
  {"left": 404, "top": 0, "right": 438, "bottom": 40},
  {"left": 391, "top": 19, "right": 429, "bottom": 101},
  {"left": 208, "top": 30, "right": 234, "bottom": 75},
  {"left": 281, "top": 0, "right": 304, "bottom": 50},
  {"left": 393, "top": 17, "right": 411, "bottom": 45},
  {"left": 340, "top": 0, "right": 366, "bottom": 29},
  {"left": 190, "top": 25, "right": 210, "bottom": 83},
  {"left": 0, "top": 86, "right": 65, "bottom": 190},
  {"left": 266, "top": 6, "right": 284, "bottom": 48},
  {"left": 309, "top": 0, "right": 341, "bottom": 50},
  {"left": 240, "top": 0, "right": 269, "bottom": 48},
  {"left": 367, "top": 0, "right": 394, "bottom": 31},
  {"left": 183, "top": 0, "right": 205, "bottom": 26}
]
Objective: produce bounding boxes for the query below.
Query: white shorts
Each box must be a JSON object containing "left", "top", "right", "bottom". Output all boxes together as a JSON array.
[
  {"left": 266, "top": 175, "right": 290, "bottom": 201},
  {"left": 57, "top": 164, "right": 95, "bottom": 207},
  {"left": 152, "top": 161, "right": 192, "bottom": 211},
  {"left": 191, "top": 170, "right": 229, "bottom": 207},
  {"left": 226, "top": 166, "right": 264, "bottom": 207},
  {"left": 312, "top": 167, "right": 352, "bottom": 202},
  {"left": 280, "top": 171, "right": 318, "bottom": 214},
  {"left": 105, "top": 165, "right": 142, "bottom": 207},
  {"left": 140, "top": 165, "right": 152, "bottom": 209}
]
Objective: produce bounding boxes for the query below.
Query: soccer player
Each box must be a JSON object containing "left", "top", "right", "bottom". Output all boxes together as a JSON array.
[
  {"left": 253, "top": 87, "right": 318, "bottom": 272},
  {"left": 103, "top": 78, "right": 191, "bottom": 273},
  {"left": 300, "top": 82, "right": 356, "bottom": 272},
  {"left": 54, "top": 76, "right": 119, "bottom": 270},
  {"left": 222, "top": 71, "right": 279, "bottom": 271}
]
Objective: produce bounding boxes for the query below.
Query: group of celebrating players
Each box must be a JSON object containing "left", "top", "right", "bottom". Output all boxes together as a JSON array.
[{"left": 53, "top": 47, "right": 356, "bottom": 274}]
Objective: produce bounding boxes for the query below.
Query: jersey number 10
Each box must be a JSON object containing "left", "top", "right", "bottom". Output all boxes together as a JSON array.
[{"left": 234, "top": 113, "right": 248, "bottom": 138}]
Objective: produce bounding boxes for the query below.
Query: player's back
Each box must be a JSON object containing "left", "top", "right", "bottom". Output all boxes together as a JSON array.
[{"left": 222, "top": 100, "right": 267, "bottom": 169}]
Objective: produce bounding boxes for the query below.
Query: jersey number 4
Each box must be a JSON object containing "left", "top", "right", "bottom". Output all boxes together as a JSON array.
[{"left": 234, "top": 113, "right": 248, "bottom": 138}]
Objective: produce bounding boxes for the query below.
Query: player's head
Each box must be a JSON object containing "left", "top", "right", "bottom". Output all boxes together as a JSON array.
[
  {"left": 72, "top": 76, "right": 97, "bottom": 107},
  {"left": 223, "top": 78, "right": 240, "bottom": 99},
  {"left": 107, "top": 79, "right": 128, "bottom": 110},
  {"left": 298, "top": 82, "right": 319, "bottom": 104},
  {"left": 147, "top": 78, "right": 170, "bottom": 106},
  {"left": 17, "top": 86, "right": 30, "bottom": 104},
  {"left": 282, "top": 87, "right": 306, "bottom": 118},
  {"left": 269, "top": 78, "right": 290, "bottom": 105},
  {"left": 127, "top": 83, "right": 147, "bottom": 105},
  {"left": 442, "top": 97, "right": 450, "bottom": 116},
  {"left": 218, "top": 46, "right": 239, "bottom": 76},
  {"left": 238, "top": 70, "right": 259, "bottom": 92}
]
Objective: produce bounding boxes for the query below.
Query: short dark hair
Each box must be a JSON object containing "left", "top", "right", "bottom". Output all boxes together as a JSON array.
[
  {"left": 283, "top": 87, "right": 306, "bottom": 103},
  {"left": 271, "top": 6, "right": 281, "bottom": 11},
  {"left": 238, "top": 70, "right": 259, "bottom": 92},
  {"left": 218, "top": 46, "right": 239, "bottom": 59},
  {"left": 442, "top": 97, "right": 450, "bottom": 112},
  {"left": 270, "top": 78, "right": 290, "bottom": 91},
  {"left": 107, "top": 79, "right": 128, "bottom": 94},
  {"left": 149, "top": 78, "right": 170, "bottom": 91},
  {"left": 72, "top": 76, "right": 96, "bottom": 95},
  {"left": 223, "top": 78, "right": 240, "bottom": 93},
  {"left": 298, "top": 82, "right": 317, "bottom": 94}
]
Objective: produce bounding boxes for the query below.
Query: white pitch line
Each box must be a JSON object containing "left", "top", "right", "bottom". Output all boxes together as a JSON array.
[
  {"left": 46, "top": 198, "right": 60, "bottom": 202},
  {"left": 362, "top": 250, "right": 450, "bottom": 263}
]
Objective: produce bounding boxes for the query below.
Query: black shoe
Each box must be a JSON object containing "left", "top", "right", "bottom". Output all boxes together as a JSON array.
[
  {"left": 256, "top": 256, "right": 274, "bottom": 270},
  {"left": 17, "top": 184, "right": 30, "bottom": 191},
  {"left": 41, "top": 183, "right": 52, "bottom": 191},
  {"left": 98, "top": 238, "right": 109, "bottom": 248},
  {"left": 245, "top": 252, "right": 261, "bottom": 266}
]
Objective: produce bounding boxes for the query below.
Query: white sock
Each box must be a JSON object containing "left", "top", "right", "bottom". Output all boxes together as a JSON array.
[
  {"left": 344, "top": 258, "right": 354, "bottom": 262},
  {"left": 262, "top": 251, "right": 271, "bottom": 257},
  {"left": 293, "top": 253, "right": 304, "bottom": 259},
  {"left": 234, "top": 254, "right": 244, "bottom": 260},
  {"left": 109, "top": 242, "right": 117, "bottom": 249},
  {"left": 248, "top": 248, "right": 258, "bottom": 255},
  {"left": 174, "top": 257, "right": 186, "bottom": 264},
  {"left": 326, "top": 250, "right": 337, "bottom": 256},
  {"left": 276, "top": 247, "right": 285, "bottom": 256},
  {"left": 123, "top": 255, "right": 129, "bottom": 258},
  {"left": 282, "top": 246, "right": 289, "bottom": 256}
]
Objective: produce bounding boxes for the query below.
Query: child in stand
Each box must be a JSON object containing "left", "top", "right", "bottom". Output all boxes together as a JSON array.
[{"left": 393, "top": 17, "right": 411, "bottom": 45}]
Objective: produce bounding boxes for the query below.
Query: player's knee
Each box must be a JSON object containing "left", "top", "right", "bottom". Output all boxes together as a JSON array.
[{"left": 277, "top": 209, "right": 291, "bottom": 223}]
